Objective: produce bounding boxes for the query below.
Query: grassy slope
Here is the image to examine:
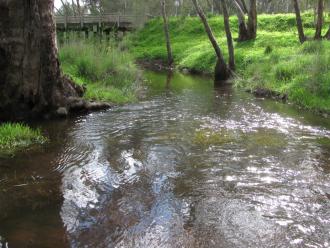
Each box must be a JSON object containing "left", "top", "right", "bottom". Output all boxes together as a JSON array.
[
  {"left": 59, "top": 39, "right": 141, "bottom": 104},
  {"left": 0, "top": 123, "right": 46, "bottom": 155},
  {"left": 130, "top": 13, "right": 330, "bottom": 113}
]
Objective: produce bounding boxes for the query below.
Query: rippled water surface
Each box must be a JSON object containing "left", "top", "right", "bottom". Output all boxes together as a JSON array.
[{"left": 1, "top": 71, "right": 330, "bottom": 248}]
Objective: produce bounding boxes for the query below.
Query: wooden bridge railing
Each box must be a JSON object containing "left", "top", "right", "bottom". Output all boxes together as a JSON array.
[{"left": 55, "top": 13, "right": 147, "bottom": 31}]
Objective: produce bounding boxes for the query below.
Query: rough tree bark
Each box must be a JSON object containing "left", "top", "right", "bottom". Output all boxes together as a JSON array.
[
  {"left": 293, "top": 0, "right": 307, "bottom": 43},
  {"left": 0, "top": 0, "right": 107, "bottom": 121},
  {"left": 314, "top": 0, "right": 324, "bottom": 39},
  {"left": 220, "top": 0, "right": 235, "bottom": 71},
  {"left": 191, "top": 0, "right": 230, "bottom": 81},
  {"left": 160, "top": 0, "right": 174, "bottom": 67}
]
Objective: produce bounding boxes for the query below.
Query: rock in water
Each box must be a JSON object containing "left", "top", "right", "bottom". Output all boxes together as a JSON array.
[{"left": 56, "top": 107, "right": 68, "bottom": 117}]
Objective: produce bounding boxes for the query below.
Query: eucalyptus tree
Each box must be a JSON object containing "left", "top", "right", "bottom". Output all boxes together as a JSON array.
[
  {"left": 325, "top": 26, "right": 330, "bottom": 40},
  {"left": 160, "top": 0, "right": 174, "bottom": 67},
  {"left": 314, "top": 0, "right": 324, "bottom": 40},
  {"left": 0, "top": 0, "right": 86, "bottom": 120},
  {"left": 231, "top": 0, "right": 257, "bottom": 41},
  {"left": 293, "top": 0, "right": 307, "bottom": 43},
  {"left": 191, "top": 0, "right": 230, "bottom": 81},
  {"left": 220, "top": 0, "right": 235, "bottom": 71}
]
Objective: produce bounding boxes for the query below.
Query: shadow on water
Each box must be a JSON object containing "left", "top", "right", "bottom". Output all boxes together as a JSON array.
[{"left": 1, "top": 70, "right": 330, "bottom": 247}]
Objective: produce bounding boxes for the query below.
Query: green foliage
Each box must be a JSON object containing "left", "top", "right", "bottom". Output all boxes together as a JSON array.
[
  {"left": 59, "top": 37, "right": 140, "bottom": 104},
  {"left": 0, "top": 123, "right": 46, "bottom": 154},
  {"left": 131, "top": 13, "right": 330, "bottom": 113}
]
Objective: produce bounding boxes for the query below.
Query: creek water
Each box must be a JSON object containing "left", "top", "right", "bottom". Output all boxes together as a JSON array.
[{"left": 0, "top": 71, "right": 330, "bottom": 248}]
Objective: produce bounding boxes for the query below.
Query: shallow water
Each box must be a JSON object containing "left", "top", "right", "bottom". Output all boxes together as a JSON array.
[{"left": 0, "top": 71, "right": 330, "bottom": 248}]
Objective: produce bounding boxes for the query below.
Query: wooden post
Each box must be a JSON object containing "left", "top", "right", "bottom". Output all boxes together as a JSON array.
[
  {"left": 64, "top": 13, "right": 67, "bottom": 30},
  {"left": 85, "top": 29, "right": 89, "bottom": 40},
  {"left": 80, "top": 14, "right": 84, "bottom": 29}
]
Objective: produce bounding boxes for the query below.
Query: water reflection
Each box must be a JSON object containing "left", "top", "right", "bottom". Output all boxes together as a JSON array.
[{"left": 1, "top": 71, "right": 330, "bottom": 247}]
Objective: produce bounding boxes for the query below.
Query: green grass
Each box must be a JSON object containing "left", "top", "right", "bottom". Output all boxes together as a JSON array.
[
  {"left": 0, "top": 123, "right": 46, "bottom": 155},
  {"left": 130, "top": 13, "right": 330, "bottom": 113},
  {"left": 59, "top": 37, "right": 141, "bottom": 104}
]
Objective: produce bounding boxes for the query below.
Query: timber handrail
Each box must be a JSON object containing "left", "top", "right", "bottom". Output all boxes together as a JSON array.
[{"left": 55, "top": 13, "right": 148, "bottom": 29}]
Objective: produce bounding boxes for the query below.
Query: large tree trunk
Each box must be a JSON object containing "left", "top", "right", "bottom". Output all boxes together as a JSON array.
[
  {"left": 160, "top": 0, "right": 174, "bottom": 67},
  {"left": 314, "top": 0, "right": 324, "bottom": 39},
  {"left": 220, "top": 0, "right": 235, "bottom": 71},
  {"left": 191, "top": 0, "right": 230, "bottom": 81},
  {"left": 0, "top": 0, "right": 87, "bottom": 121},
  {"left": 293, "top": 0, "right": 307, "bottom": 43}
]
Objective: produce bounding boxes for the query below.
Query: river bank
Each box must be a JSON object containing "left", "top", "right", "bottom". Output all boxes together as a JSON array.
[
  {"left": 1, "top": 70, "right": 330, "bottom": 247},
  {"left": 0, "top": 37, "right": 143, "bottom": 155},
  {"left": 59, "top": 38, "right": 142, "bottom": 105},
  {"left": 129, "top": 13, "right": 330, "bottom": 114},
  {"left": 5, "top": 13, "right": 329, "bottom": 155}
]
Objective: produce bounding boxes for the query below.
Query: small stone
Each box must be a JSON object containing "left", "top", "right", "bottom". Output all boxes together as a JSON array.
[{"left": 56, "top": 107, "right": 68, "bottom": 117}]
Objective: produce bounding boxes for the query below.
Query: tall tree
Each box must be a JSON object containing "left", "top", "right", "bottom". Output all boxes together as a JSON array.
[
  {"left": 0, "top": 0, "right": 86, "bottom": 120},
  {"left": 293, "top": 0, "right": 307, "bottom": 43},
  {"left": 232, "top": 0, "right": 249, "bottom": 41},
  {"left": 239, "top": 0, "right": 248, "bottom": 13},
  {"left": 247, "top": 0, "right": 257, "bottom": 39},
  {"left": 220, "top": 0, "right": 235, "bottom": 71},
  {"left": 314, "top": 0, "right": 324, "bottom": 39},
  {"left": 160, "top": 0, "right": 174, "bottom": 67},
  {"left": 232, "top": 0, "right": 257, "bottom": 41},
  {"left": 191, "top": 0, "right": 230, "bottom": 81}
]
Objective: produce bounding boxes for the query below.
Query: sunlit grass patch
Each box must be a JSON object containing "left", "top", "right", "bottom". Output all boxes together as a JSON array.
[
  {"left": 0, "top": 123, "right": 47, "bottom": 155},
  {"left": 59, "top": 38, "right": 141, "bottom": 104},
  {"left": 84, "top": 83, "right": 136, "bottom": 104},
  {"left": 132, "top": 13, "right": 330, "bottom": 113}
]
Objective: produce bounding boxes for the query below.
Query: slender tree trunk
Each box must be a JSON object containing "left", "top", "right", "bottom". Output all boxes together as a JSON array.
[
  {"left": 232, "top": 0, "right": 250, "bottom": 41},
  {"left": 160, "top": 0, "right": 174, "bottom": 67},
  {"left": 314, "top": 0, "right": 324, "bottom": 39},
  {"left": 76, "top": 0, "right": 81, "bottom": 16},
  {"left": 220, "top": 0, "right": 235, "bottom": 71},
  {"left": 0, "top": 0, "right": 86, "bottom": 120},
  {"left": 71, "top": 0, "right": 76, "bottom": 16},
  {"left": 191, "top": 0, "right": 230, "bottom": 81},
  {"left": 293, "top": 0, "right": 307, "bottom": 43},
  {"left": 240, "top": 0, "right": 248, "bottom": 13},
  {"left": 247, "top": 0, "right": 257, "bottom": 39},
  {"left": 325, "top": 25, "right": 330, "bottom": 40},
  {"left": 60, "top": 0, "right": 69, "bottom": 15}
]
